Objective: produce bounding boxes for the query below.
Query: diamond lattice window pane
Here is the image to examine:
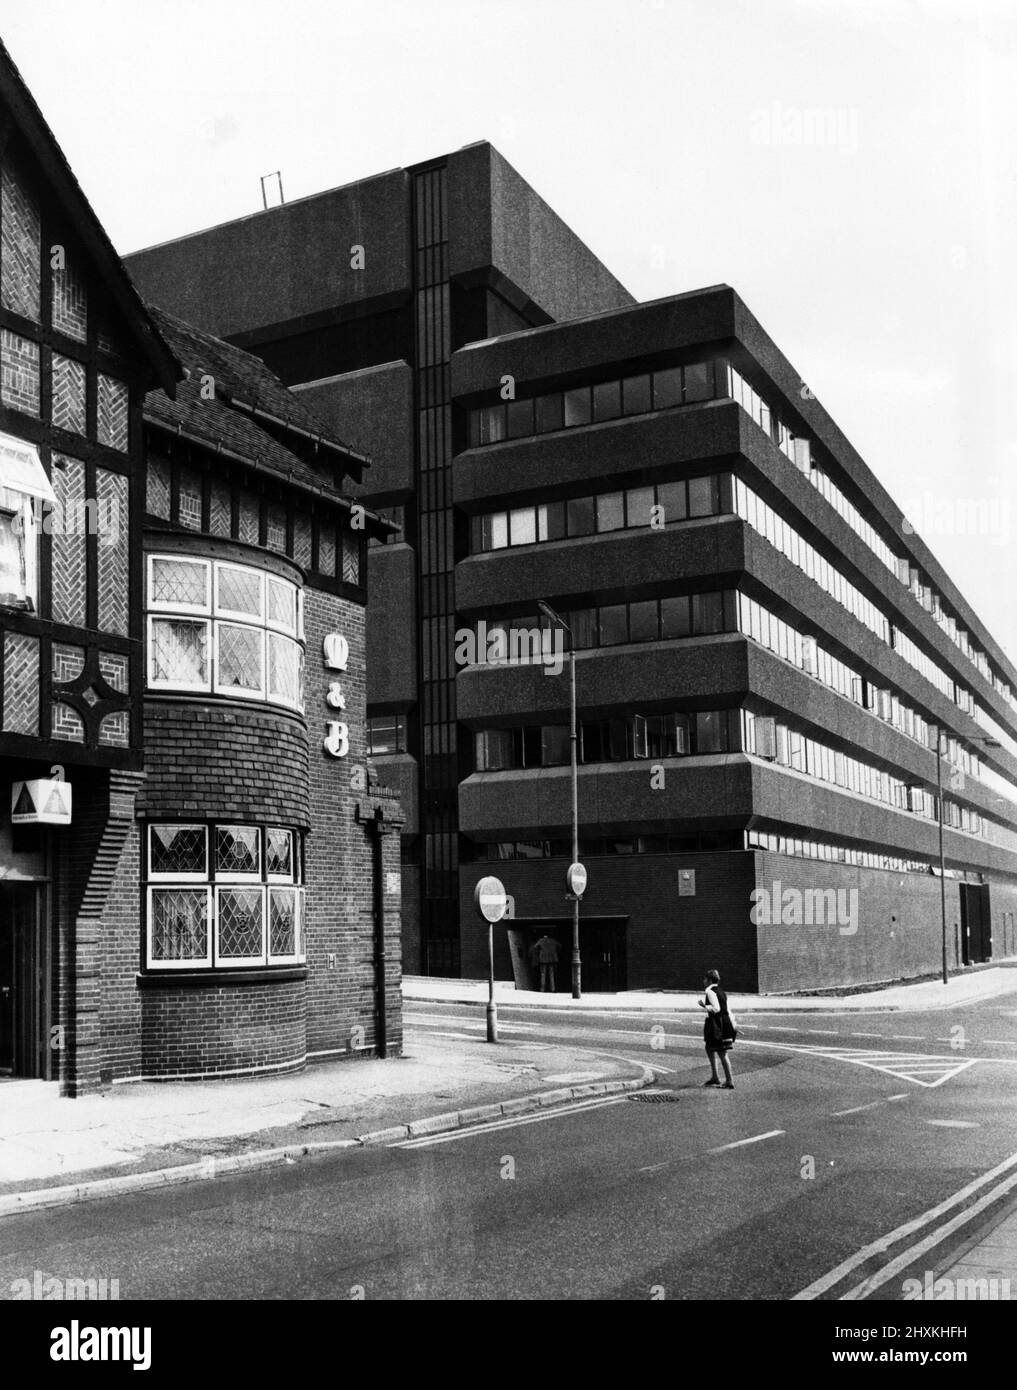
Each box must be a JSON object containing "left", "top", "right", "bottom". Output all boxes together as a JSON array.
[
  {"left": 217, "top": 887, "right": 264, "bottom": 959},
  {"left": 217, "top": 623, "right": 263, "bottom": 692},
  {"left": 267, "top": 577, "right": 297, "bottom": 631},
  {"left": 151, "top": 556, "right": 209, "bottom": 608},
  {"left": 267, "top": 633, "right": 301, "bottom": 706},
  {"left": 218, "top": 566, "right": 263, "bottom": 618},
  {"left": 151, "top": 889, "right": 208, "bottom": 962},
  {"left": 269, "top": 888, "right": 298, "bottom": 958},
  {"left": 266, "top": 829, "right": 293, "bottom": 878},
  {"left": 150, "top": 618, "right": 208, "bottom": 685},
  {"left": 151, "top": 824, "right": 206, "bottom": 876},
  {"left": 216, "top": 825, "right": 260, "bottom": 876}
]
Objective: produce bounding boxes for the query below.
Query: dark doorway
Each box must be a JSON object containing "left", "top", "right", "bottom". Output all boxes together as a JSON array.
[
  {"left": 509, "top": 917, "right": 628, "bottom": 993},
  {"left": 959, "top": 883, "right": 992, "bottom": 966},
  {"left": 0, "top": 885, "right": 48, "bottom": 1078}
]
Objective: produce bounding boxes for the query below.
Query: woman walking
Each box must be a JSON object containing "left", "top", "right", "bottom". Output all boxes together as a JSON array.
[{"left": 698, "top": 968, "right": 735, "bottom": 1089}]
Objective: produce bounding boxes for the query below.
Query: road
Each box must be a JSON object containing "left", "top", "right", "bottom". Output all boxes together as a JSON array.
[{"left": 1, "top": 992, "right": 1016, "bottom": 1300}]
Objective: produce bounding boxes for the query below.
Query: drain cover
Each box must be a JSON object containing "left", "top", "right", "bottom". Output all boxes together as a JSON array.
[{"left": 629, "top": 1090, "right": 681, "bottom": 1103}]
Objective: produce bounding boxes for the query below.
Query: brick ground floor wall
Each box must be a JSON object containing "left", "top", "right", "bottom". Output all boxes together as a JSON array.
[
  {"left": 458, "top": 852, "right": 760, "bottom": 991},
  {"left": 138, "top": 978, "right": 306, "bottom": 1079},
  {"left": 457, "top": 852, "right": 1017, "bottom": 994},
  {"left": 753, "top": 853, "right": 1017, "bottom": 992}
]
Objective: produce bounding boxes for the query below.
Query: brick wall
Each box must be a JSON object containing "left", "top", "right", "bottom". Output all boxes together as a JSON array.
[
  {"left": 459, "top": 851, "right": 759, "bottom": 991},
  {"left": 303, "top": 586, "right": 403, "bottom": 1060},
  {"left": 139, "top": 979, "right": 305, "bottom": 1078}
]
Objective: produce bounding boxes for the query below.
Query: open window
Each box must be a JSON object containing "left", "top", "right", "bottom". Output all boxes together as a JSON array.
[{"left": 0, "top": 431, "right": 54, "bottom": 611}]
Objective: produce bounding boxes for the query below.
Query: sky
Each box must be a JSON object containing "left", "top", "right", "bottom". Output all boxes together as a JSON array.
[{"left": 3, "top": 0, "right": 1015, "bottom": 664}]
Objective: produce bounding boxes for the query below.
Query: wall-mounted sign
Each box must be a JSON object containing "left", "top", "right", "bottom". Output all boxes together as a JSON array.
[
  {"left": 322, "top": 631, "right": 352, "bottom": 759},
  {"left": 678, "top": 869, "right": 696, "bottom": 898},
  {"left": 12, "top": 778, "right": 72, "bottom": 825},
  {"left": 323, "top": 633, "right": 349, "bottom": 671}
]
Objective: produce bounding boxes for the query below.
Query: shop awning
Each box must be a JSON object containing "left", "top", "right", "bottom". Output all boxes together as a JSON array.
[{"left": 0, "top": 429, "right": 56, "bottom": 503}]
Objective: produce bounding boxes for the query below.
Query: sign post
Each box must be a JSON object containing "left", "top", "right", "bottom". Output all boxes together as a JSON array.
[{"left": 474, "top": 876, "right": 509, "bottom": 1043}]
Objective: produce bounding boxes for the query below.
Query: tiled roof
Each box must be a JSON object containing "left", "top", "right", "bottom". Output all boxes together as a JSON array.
[{"left": 143, "top": 306, "right": 366, "bottom": 498}]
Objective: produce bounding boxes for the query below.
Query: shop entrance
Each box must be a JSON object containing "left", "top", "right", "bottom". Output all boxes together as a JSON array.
[{"left": 0, "top": 884, "right": 48, "bottom": 1079}]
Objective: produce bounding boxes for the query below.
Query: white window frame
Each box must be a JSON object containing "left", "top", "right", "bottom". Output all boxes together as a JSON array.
[
  {"left": 148, "top": 824, "right": 209, "bottom": 883},
  {"left": 147, "top": 554, "right": 211, "bottom": 614},
  {"left": 266, "top": 631, "right": 303, "bottom": 712},
  {"left": 0, "top": 489, "right": 38, "bottom": 608},
  {"left": 146, "top": 885, "right": 213, "bottom": 970},
  {"left": 267, "top": 886, "right": 304, "bottom": 964},
  {"left": 265, "top": 573, "right": 300, "bottom": 636},
  {"left": 214, "top": 884, "right": 267, "bottom": 966},
  {"left": 215, "top": 562, "right": 265, "bottom": 623},
  {"left": 213, "top": 620, "right": 266, "bottom": 701},
  {"left": 147, "top": 614, "right": 212, "bottom": 693},
  {"left": 213, "top": 824, "right": 263, "bottom": 883},
  {"left": 266, "top": 828, "right": 295, "bottom": 883}
]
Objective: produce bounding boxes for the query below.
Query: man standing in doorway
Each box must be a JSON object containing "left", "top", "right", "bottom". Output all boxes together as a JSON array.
[{"left": 533, "top": 932, "right": 560, "bottom": 992}]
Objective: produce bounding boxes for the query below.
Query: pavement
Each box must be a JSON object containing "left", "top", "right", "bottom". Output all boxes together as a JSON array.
[
  {"left": 0, "top": 1031, "right": 649, "bottom": 1216},
  {"left": 404, "top": 963, "right": 1017, "bottom": 1014}
]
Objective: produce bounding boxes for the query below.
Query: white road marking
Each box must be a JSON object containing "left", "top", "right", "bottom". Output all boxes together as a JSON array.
[
  {"left": 831, "top": 1095, "right": 909, "bottom": 1117},
  {"left": 395, "top": 1094, "right": 630, "bottom": 1148},
  {"left": 926, "top": 1120, "right": 980, "bottom": 1129},
  {"left": 793, "top": 1145, "right": 1017, "bottom": 1300},
  {"left": 850, "top": 1032, "right": 884, "bottom": 1038},
  {"left": 709, "top": 1130, "right": 785, "bottom": 1154}
]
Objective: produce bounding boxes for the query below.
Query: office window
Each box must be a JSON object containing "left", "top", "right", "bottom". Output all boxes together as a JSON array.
[
  {"left": 479, "top": 404, "right": 506, "bottom": 445},
  {"left": 628, "top": 600, "right": 659, "bottom": 643},
  {"left": 689, "top": 475, "right": 720, "bottom": 518},
  {"left": 598, "top": 604, "right": 628, "bottom": 646},
  {"left": 626, "top": 485, "right": 655, "bottom": 529},
  {"left": 652, "top": 367, "right": 683, "bottom": 409},
  {"left": 476, "top": 729, "right": 513, "bottom": 771},
  {"left": 622, "top": 375, "right": 652, "bottom": 415},
  {"left": 538, "top": 501, "right": 566, "bottom": 541},
  {"left": 368, "top": 714, "right": 407, "bottom": 755},
  {"left": 535, "top": 394, "right": 564, "bottom": 434},
  {"left": 656, "top": 480, "right": 687, "bottom": 525},
  {"left": 592, "top": 380, "right": 622, "bottom": 422},
  {"left": 485, "top": 513, "right": 509, "bottom": 550},
  {"left": 596, "top": 492, "right": 625, "bottom": 532},
  {"left": 542, "top": 725, "right": 570, "bottom": 766},
  {"left": 509, "top": 507, "right": 537, "bottom": 546},
  {"left": 0, "top": 486, "right": 38, "bottom": 610},
  {"left": 567, "top": 495, "right": 596, "bottom": 536},
  {"left": 695, "top": 710, "right": 729, "bottom": 753},
  {"left": 692, "top": 591, "right": 725, "bottom": 635},
  {"left": 569, "top": 608, "right": 597, "bottom": 649},
  {"left": 506, "top": 398, "right": 534, "bottom": 440},
  {"left": 683, "top": 362, "right": 713, "bottom": 402},
  {"left": 563, "top": 387, "right": 591, "bottom": 427},
  {"left": 660, "top": 594, "right": 691, "bottom": 639}
]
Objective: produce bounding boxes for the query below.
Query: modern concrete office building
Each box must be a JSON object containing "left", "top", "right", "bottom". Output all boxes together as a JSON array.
[{"left": 126, "top": 145, "right": 1017, "bottom": 993}]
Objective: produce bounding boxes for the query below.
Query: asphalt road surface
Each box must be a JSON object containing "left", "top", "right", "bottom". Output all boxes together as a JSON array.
[{"left": 2, "top": 992, "right": 1016, "bottom": 1301}]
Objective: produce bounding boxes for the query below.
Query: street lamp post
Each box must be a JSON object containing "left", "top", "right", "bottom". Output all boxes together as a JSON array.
[
  {"left": 935, "top": 729, "right": 1000, "bottom": 986},
  {"left": 538, "top": 601, "right": 582, "bottom": 999}
]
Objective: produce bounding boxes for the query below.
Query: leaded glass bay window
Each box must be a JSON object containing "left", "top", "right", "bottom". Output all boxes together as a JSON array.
[
  {"left": 146, "top": 554, "right": 303, "bottom": 710},
  {"left": 145, "top": 823, "right": 304, "bottom": 970}
]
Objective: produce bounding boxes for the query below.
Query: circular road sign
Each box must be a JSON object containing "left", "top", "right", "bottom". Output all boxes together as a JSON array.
[
  {"left": 566, "top": 862, "right": 588, "bottom": 898},
  {"left": 474, "top": 876, "right": 509, "bottom": 924}
]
